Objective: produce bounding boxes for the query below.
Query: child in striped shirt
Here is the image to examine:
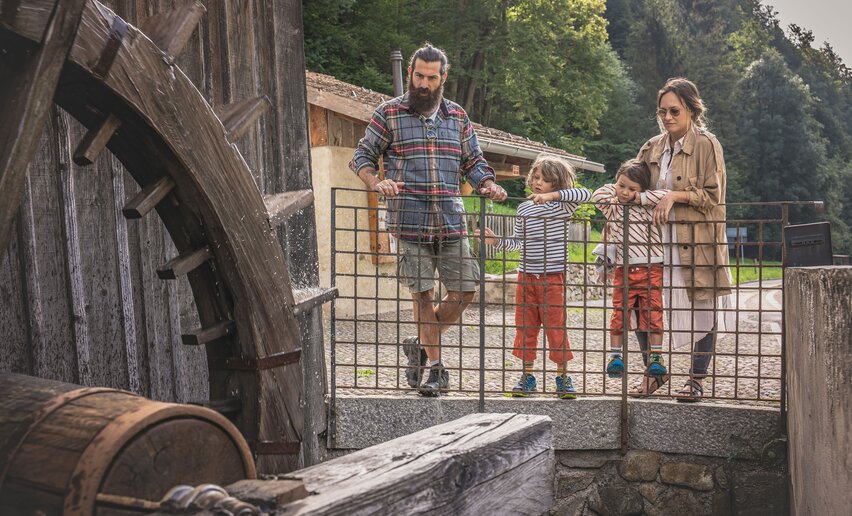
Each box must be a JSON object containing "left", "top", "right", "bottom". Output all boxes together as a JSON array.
[
  {"left": 592, "top": 159, "right": 669, "bottom": 379},
  {"left": 475, "top": 156, "right": 591, "bottom": 398}
]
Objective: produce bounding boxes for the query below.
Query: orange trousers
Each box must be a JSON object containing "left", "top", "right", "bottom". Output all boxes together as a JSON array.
[
  {"left": 610, "top": 265, "right": 664, "bottom": 335},
  {"left": 513, "top": 272, "right": 573, "bottom": 364}
]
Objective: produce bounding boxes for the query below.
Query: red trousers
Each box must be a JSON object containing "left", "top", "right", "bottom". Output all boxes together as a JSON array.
[
  {"left": 610, "top": 265, "right": 664, "bottom": 335},
  {"left": 513, "top": 272, "right": 573, "bottom": 364}
]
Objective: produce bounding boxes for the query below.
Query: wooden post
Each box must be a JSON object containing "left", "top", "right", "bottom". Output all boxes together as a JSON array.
[{"left": 265, "top": 0, "right": 328, "bottom": 467}]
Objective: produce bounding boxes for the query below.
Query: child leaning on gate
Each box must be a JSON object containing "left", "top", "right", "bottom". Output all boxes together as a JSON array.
[
  {"left": 592, "top": 159, "right": 669, "bottom": 379},
  {"left": 474, "top": 155, "right": 591, "bottom": 399}
]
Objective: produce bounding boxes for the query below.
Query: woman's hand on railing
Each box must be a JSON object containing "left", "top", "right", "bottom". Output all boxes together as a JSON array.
[
  {"left": 473, "top": 227, "right": 499, "bottom": 246},
  {"left": 653, "top": 192, "right": 678, "bottom": 224}
]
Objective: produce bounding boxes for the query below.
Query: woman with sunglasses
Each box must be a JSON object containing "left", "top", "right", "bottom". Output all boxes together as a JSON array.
[{"left": 632, "top": 77, "right": 733, "bottom": 401}]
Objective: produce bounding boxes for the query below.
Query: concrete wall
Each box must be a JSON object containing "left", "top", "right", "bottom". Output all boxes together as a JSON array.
[
  {"left": 329, "top": 396, "right": 787, "bottom": 515},
  {"left": 785, "top": 266, "right": 852, "bottom": 515}
]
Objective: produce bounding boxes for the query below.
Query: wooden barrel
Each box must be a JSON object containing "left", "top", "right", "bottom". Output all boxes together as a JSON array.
[{"left": 0, "top": 373, "right": 256, "bottom": 515}]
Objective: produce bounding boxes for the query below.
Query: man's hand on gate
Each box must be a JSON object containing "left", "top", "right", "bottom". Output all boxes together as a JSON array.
[
  {"left": 479, "top": 180, "right": 507, "bottom": 201},
  {"left": 374, "top": 179, "right": 405, "bottom": 197}
]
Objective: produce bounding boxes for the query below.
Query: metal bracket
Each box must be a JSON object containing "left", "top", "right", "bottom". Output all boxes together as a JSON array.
[
  {"left": 249, "top": 440, "right": 301, "bottom": 455},
  {"left": 209, "top": 348, "right": 302, "bottom": 371}
]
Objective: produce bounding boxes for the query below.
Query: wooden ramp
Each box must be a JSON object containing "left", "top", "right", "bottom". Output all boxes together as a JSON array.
[{"left": 228, "top": 413, "right": 554, "bottom": 515}]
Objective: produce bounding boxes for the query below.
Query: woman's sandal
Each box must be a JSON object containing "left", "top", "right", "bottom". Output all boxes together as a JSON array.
[
  {"left": 627, "top": 374, "right": 669, "bottom": 398},
  {"left": 675, "top": 379, "right": 704, "bottom": 403}
]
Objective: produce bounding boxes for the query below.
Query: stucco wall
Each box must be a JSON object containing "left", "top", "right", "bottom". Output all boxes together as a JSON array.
[
  {"left": 311, "top": 146, "right": 411, "bottom": 318},
  {"left": 785, "top": 266, "right": 852, "bottom": 515}
]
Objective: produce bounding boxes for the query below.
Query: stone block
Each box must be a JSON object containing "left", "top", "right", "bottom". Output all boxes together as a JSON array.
[
  {"left": 713, "top": 490, "right": 733, "bottom": 516},
  {"left": 550, "top": 489, "right": 591, "bottom": 516},
  {"left": 732, "top": 470, "right": 787, "bottom": 515},
  {"left": 629, "top": 400, "right": 781, "bottom": 459},
  {"left": 715, "top": 465, "right": 729, "bottom": 489},
  {"left": 647, "top": 487, "right": 705, "bottom": 516},
  {"left": 556, "top": 469, "right": 596, "bottom": 498},
  {"left": 588, "top": 485, "right": 644, "bottom": 516},
  {"left": 617, "top": 450, "right": 661, "bottom": 482},
  {"left": 558, "top": 450, "right": 620, "bottom": 469},
  {"left": 638, "top": 482, "right": 665, "bottom": 504},
  {"left": 660, "top": 462, "right": 715, "bottom": 491}
]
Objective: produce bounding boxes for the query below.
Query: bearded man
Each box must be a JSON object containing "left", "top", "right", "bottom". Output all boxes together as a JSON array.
[{"left": 350, "top": 43, "right": 506, "bottom": 396}]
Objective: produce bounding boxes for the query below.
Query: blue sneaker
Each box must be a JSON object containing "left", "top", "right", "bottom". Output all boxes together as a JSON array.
[
  {"left": 648, "top": 354, "right": 668, "bottom": 376},
  {"left": 511, "top": 373, "right": 537, "bottom": 397},
  {"left": 555, "top": 374, "right": 577, "bottom": 399},
  {"left": 606, "top": 354, "right": 624, "bottom": 378}
]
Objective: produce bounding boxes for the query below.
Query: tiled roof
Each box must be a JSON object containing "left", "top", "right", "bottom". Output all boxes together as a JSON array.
[{"left": 305, "top": 71, "right": 595, "bottom": 166}]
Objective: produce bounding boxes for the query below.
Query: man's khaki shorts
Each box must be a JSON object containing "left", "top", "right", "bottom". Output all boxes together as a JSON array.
[{"left": 397, "top": 238, "right": 479, "bottom": 293}]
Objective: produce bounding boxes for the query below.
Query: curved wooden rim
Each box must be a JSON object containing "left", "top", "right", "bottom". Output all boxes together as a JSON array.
[
  {"left": 0, "top": 0, "right": 304, "bottom": 472},
  {"left": 63, "top": 401, "right": 256, "bottom": 515},
  {"left": 0, "top": 386, "right": 125, "bottom": 489}
]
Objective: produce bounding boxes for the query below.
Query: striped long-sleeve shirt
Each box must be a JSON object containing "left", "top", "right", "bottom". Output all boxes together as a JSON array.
[
  {"left": 592, "top": 184, "right": 669, "bottom": 265},
  {"left": 493, "top": 188, "right": 592, "bottom": 273},
  {"left": 349, "top": 94, "right": 495, "bottom": 242}
]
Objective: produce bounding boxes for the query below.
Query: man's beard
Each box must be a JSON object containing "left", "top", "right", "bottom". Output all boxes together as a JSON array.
[{"left": 407, "top": 77, "right": 443, "bottom": 115}]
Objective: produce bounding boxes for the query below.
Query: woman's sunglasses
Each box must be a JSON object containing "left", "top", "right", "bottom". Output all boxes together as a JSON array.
[{"left": 657, "top": 107, "right": 682, "bottom": 118}]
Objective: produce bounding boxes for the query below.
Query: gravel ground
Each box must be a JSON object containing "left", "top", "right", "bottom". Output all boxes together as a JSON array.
[{"left": 324, "top": 299, "right": 783, "bottom": 405}]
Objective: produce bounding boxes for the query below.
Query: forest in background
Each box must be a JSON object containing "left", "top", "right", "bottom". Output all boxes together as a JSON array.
[{"left": 304, "top": 0, "right": 852, "bottom": 254}]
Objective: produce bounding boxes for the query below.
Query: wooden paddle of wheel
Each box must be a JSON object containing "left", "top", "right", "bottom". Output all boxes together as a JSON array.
[{"left": 0, "top": 0, "right": 320, "bottom": 472}]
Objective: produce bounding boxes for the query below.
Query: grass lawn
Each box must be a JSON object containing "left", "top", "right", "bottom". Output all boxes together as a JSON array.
[{"left": 464, "top": 197, "right": 782, "bottom": 284}]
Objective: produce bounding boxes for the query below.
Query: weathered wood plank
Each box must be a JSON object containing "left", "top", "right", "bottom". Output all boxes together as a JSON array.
[
  {"left": 72, "top": 114, "right": 121, "bottom": 166},
  {"left": 0, "top": 219, "right": 31, "bottom": 374},
  {"left": 121, "top": 176, "right": 175, "bottom": 219},
  {"left": 267, "top": 413, "right": 553, "bottom": 515},
  {"left": 0, "top": 0, "right": 87, "bottom": 257},
  {"left": 56, "top": 111, "right": 93, "bottom": 386},
  {"left": 291, "top": 287, "right": 337, "bottom": 317},
  {"left": 264, "top": 190, "right": 314, "bottom": 227},
  {"left": 139, "top": 0, "right": 206, "bottom": 65},
  {"left": 227, "top": 479, "right": 308, "bottom": 510}
]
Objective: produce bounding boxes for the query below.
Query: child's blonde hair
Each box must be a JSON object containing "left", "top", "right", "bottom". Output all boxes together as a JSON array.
[{"left": 526, "top": 155, "right": 576, "bottom": 190}]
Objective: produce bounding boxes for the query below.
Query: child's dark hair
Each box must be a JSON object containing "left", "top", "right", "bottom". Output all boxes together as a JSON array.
[
  {"left": 527, "top": 155, "right": 576, "bottom": 190},
  {"left": 615, "top": 159, "right": 651, "bottom": 191}
]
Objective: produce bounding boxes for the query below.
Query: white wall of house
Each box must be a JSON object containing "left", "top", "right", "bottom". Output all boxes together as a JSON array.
[{"left": 311, "top": 146, "right": 411, "bottom": 318}]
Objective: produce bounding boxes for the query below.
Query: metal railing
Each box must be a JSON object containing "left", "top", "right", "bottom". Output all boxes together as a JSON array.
[{"left": 328, "top": 187, "right": 821, "bottom": 413}]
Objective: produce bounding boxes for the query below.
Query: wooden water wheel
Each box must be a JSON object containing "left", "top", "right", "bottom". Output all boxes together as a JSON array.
[{"left": 0, "top": 0, "right": 324, "bottom": 473}]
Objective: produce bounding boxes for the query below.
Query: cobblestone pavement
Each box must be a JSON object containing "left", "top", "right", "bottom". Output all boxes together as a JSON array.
[{"left": 324, "top": 291, "right": 783, "bottom": 404}]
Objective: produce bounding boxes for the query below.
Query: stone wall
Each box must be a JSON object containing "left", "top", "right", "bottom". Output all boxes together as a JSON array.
[{"left": 552, "top": 449, "right": 787, "bottom": 516}]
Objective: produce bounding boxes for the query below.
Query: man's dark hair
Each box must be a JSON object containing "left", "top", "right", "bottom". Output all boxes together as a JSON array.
[
  {"left": 615, "top": 159, "right": 651, "bottom": 191},
  {"left": 409, "top": 43, "right": 449, "bottom": 74}
]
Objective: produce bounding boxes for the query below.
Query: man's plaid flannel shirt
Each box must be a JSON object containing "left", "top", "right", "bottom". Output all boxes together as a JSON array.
[{"left": 349, "top": 93, "right": 495, "bottom": 242}]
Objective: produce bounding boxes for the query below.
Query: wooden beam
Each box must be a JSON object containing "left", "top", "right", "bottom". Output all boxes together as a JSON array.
[
  {"left": 156, "top": 247, "right": 211, "bottom": 279},
  {"left": 273, "top": 413, "right": 554, "bottom": 514},
  {"left": 140, "top": 0, "right": 207, "bottom": 64},
  {"left": 122, "top": 176, "right": 175, "bottom": 219},
  {"left": 292, "top": 287, "right": 338, "bottom": 316},
  {"left": 306, "top": 85, "right": 376, "bottom": 123},
  {"left": 72, "top": 114, "right": 121, "bottom": 166},
  {"left": 308, "top": 104, "right": 328, "bottom": 146},
  {"left": 181, "top": 320, "right": 235, "bottom": 346},
  {"left": 264, "top": 189, "right": 314, "bottom": 227},
  {"left": 215, "top": 96, "right": 271, "bottom": 142},
  {"left": 0, "top": 0, "right": 87, "bottom": 256}
]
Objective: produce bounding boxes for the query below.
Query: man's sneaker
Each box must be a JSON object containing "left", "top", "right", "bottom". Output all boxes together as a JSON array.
[
  {"left": 606, "top": 354, "right": 624, "bottom": 378},
  {"left": 555, "top": 374, "right": 577, "bottom": 399},
  {"left": 511, "top": 373, "right": 537, "bottom": 397},
  {"left": 648, "top": 353, "right": 668, "bottom": 376},
  {"left": 402, "top": 336, "right": 428, "bottom": 388},
  {"left": 418, "top": 364, "right": 449, "bottom": 397}
]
